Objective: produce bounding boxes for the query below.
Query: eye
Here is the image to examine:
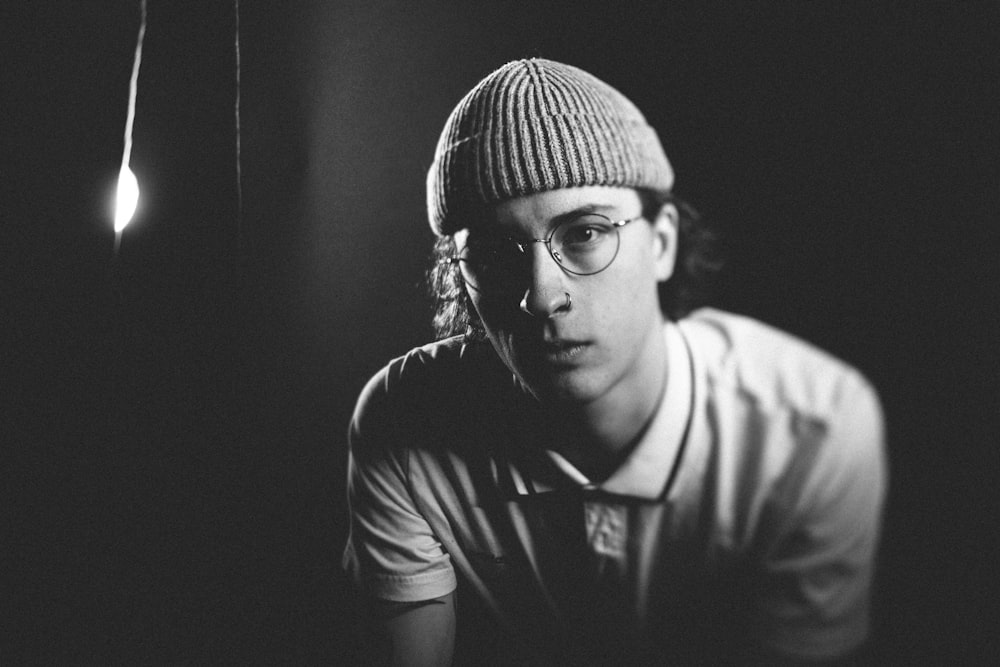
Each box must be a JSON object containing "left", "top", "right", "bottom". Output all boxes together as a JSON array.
[
  {"left": 463, "top": 236, "right": 522, "bottom": 271},
  {"left": 557, "top": 215, "right": 613, "bottom": 248},
  {"left": 465, "top": 235, "right": 502, "bottom": 256}
]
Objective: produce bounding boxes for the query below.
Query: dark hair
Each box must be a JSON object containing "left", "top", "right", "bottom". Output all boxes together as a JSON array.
[{"left": 427, "top": 190, "right": 725, "bottom": 340}]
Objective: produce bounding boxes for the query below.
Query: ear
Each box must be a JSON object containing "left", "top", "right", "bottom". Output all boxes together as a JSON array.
[
  {"left": 651, "top": 202, "right": 678, "bottom": 282},
  {"left": 452, "top": 228, "right": 469, "bottom": 253}
]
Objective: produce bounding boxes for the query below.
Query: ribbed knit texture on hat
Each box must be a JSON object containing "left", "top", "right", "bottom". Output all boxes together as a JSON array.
[{"left": 427, "top": 58, "right": 674, "bottom": 236}]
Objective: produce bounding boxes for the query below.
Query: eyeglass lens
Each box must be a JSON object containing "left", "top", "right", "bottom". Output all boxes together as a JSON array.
[{"left": 458, "top": 213, "right": 622, "bottom": 293}]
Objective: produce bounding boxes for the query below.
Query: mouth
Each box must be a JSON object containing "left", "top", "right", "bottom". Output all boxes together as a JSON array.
[{"left": 532, "top": 338, "right": 590, "bottom": 364}]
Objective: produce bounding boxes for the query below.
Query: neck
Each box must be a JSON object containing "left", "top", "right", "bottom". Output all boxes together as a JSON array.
[{"left": 558, "top": 319, "right": 669, "bottom": 479}]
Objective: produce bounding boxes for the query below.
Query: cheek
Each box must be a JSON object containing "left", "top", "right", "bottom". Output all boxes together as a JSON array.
[
  {"left": 593, "top": 280, "right": 656, "bottom": 332},
  {"left": 468, "top": 240, "right": 662, "bottom": 337},
  {"left": 605, "top": 245, "right": 661, "bottom": 300},
  {"left": 469, "top": 291, "right": 518, "bottom": 336}
]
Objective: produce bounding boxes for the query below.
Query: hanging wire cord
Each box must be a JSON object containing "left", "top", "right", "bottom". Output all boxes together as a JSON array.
[
  {"left": 234, "top": 0, "right": 243, "bottom": 249},
  {"left": 121, "top": 0, "right": 146, "bottom": 181}
]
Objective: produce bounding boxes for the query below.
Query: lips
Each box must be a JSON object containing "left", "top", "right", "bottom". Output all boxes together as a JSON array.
[{"left": 532, "top": 338, "right": 590, "bottom": 364}]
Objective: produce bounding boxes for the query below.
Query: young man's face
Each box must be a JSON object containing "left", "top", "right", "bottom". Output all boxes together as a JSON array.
[{"left": 453, "top": 186, "right": 677, "bottom": 406}]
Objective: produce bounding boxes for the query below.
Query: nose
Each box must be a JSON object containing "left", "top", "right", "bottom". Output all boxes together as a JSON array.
[{"left": 518, "top": 242, "right": 571, "bottom": 318}]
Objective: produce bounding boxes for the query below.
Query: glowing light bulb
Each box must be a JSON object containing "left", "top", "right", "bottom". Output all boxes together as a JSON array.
[{"left": 114, "top": 165, "right": 139, "bottom": 232}]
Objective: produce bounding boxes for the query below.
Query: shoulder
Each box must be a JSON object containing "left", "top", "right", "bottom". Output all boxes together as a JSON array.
[
  {"left": 355, "top": 336, "right": 505, "bottom": 410},
  {"left": 678, "top": 308, "right": 880, "bottom": 425},
  {"left": 677, "top": 308, "right": 886, "bottom": 514},
  {"left": 355, "top": 336, "right": 468, "bottom": 408},
  {"left": 680, "top": 312, "right": 888, "bottom": 659},
  {"left": 350, "top": 336, "right": 510, "bottom": 453}
]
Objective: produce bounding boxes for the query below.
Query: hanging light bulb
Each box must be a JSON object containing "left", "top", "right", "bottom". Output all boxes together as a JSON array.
[{"left": 114, "top": 164, "right": 139, "bottom": 233}]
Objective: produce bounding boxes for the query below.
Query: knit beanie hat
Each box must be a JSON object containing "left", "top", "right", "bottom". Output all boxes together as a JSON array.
[{"left": 427, "top": 58, "right": 674, "bottom": 236}]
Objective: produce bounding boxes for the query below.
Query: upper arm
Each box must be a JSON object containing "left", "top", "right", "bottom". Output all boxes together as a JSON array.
[{"left": 342, "top": 369, "right": 457, "bottom": 602}]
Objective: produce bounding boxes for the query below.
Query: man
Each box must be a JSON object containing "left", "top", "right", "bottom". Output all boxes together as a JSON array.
[{"left": 343, "top": 59, "right": 886, "bottom": 665}]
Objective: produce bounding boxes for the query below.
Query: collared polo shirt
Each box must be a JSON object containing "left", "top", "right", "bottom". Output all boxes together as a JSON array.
[{"left": 344, "top": 309, "right": 887, "bottom": 663}]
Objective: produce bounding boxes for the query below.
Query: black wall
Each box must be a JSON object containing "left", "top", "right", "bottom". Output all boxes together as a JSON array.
[{"left": 4, "top": 1, "right": 997, "bottom": 663}]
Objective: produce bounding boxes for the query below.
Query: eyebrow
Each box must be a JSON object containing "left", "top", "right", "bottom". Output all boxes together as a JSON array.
[
  {"left": 481, "top": 203, "right": 624, "bottom": 241},
  {"left": 549, "top": 204, "right": 617, "bottom": 226}
]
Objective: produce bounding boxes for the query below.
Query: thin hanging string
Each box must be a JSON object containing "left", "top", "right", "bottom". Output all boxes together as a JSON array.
[{"left": 234, "top": 0, "right": 243, "bottom": 249}]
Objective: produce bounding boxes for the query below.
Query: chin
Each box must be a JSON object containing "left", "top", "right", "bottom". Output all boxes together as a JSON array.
[{"left": 519, "top": 369, "right": 606, "bottom": 405}]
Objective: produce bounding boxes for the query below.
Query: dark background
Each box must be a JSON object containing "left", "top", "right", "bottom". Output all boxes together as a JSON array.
[{"left": 4, "top": 1, "right": 997, "bottom": 663}]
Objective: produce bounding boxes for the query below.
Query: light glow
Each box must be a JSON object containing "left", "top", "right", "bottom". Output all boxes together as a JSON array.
[{"left": 114, "top": 165, "right": 139, "bottom": 232}]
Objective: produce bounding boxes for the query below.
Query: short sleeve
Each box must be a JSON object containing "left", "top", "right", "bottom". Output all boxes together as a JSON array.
[
  {"left": 754, "top": 374, "right": 888, "bottom": 660},
  {"left": 341, "top": 368, "right": 458, "bottom": 603}
]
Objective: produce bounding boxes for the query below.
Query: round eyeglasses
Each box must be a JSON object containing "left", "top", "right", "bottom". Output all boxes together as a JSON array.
[{"left": 444, "top": 213, "right": 642, "bottom": 294}]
